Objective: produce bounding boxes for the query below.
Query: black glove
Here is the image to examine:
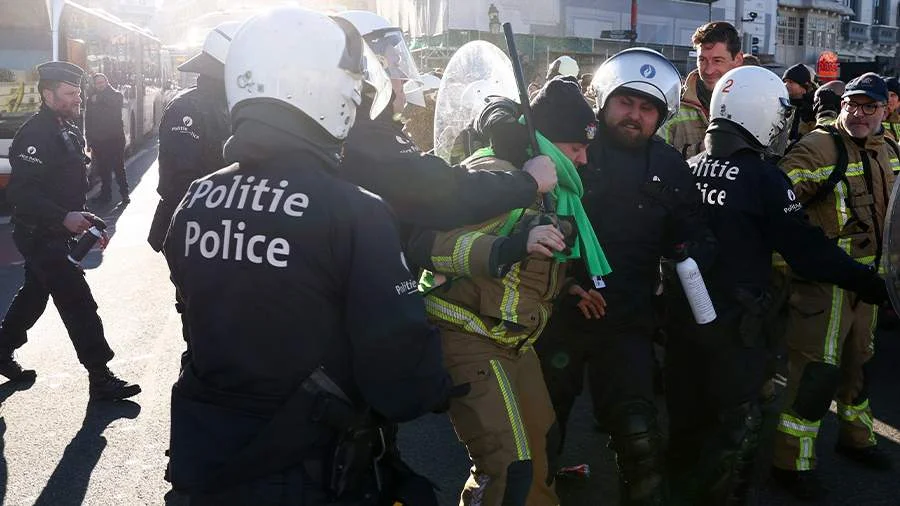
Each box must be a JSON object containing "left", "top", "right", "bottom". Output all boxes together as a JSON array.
[
  {"left": 431, "top": 383, "right": 471, "bottom": 414},
  {"left": 856, "top": 272, "right": 889, "bottom": 306}
]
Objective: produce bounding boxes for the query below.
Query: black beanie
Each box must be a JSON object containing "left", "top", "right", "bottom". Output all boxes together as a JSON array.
[
  {"left": 530, "top": 76, "right": 598, "bottom": 144},
  {"left": 782, "top": 63, "right": 811, "bottom": 85}
]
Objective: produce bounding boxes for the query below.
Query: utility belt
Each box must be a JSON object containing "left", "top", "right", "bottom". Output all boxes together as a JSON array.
[{"left": 169, "top": 366, "right": 437, "bottom": 505}]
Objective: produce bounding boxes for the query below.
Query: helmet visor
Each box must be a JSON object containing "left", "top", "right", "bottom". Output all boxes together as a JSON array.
[
  {"left": 366, "top": 28, "right": 423, "bottom": 93},
  {"left": 770, "top": 97, "right": 797, "bottom": 156},
  {"left": 362, "top": 43, "right": 392, "bottom": 120}
]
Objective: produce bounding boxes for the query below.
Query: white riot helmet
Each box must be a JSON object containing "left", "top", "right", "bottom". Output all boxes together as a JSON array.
[
  {"left": 178, "top": 21, "right": 242, "bottom": 77},
  {"left": 336, "top": 11, "right": 423, "bottom": 100},
  {"left": 710, "top": 66, "right": 795, "bottom": 153},
  {"left": 548, "top": 56, "right": 579, "bottom": 79},
  {"left": 590, "top": 48, "right": 682, "bottom": 127},
  {"left": 225, "top": 7, "right": 391, "bottom": 140}
]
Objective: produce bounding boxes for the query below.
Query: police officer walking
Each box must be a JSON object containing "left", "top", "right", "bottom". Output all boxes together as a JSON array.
[
  {"left": 0, "top": 61, "right": 140, "bottom": 401},
  {"left": 163, "top": 9, "right": 451, "bottom": 505},
  {"left": 772, "top": 73, "right": 897, "bottom": 500},
  {"left": 85, "top": 72, "right": 128, "bottom": 205},
  {"left": 536, "top": 48, "right": 714, "bottom": 506},
  {"left": 148, "top": 22, "right": 239, "bottom": 251},
  {"left": 664, "top": 66, "right": 889, "bottom": 505}
]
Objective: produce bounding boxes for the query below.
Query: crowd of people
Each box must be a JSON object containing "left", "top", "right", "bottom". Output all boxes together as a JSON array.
[{"left": 0, "top": 6, "right": 897, "bottom": 506}]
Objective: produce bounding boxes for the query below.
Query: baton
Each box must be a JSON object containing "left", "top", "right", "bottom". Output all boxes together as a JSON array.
[{"left": 502, "top": 22, "right": 556, "bottom": 217}]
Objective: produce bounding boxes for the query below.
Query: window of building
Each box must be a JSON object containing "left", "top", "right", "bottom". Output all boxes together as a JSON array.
[
  {"left": 849, "top": 0, "right": 861, "bottom": 21},
  {"left": 798, "top": 16, "right": 805, "bottom": 45}
]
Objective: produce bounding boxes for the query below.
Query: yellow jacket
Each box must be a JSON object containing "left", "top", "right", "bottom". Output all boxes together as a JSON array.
[
  {"left": 659, "top": 70, "right": 708, "bottom": 159},
  {"left": 421, "top": 156, "right": 567, "bottom": 349},
  {"left": 779, "top": 119, "right": 899, "bottom": 267}
]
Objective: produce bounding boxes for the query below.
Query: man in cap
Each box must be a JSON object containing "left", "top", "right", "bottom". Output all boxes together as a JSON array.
[
  {"left": 783, "top": 63, "right": 818, "bottom": 142},
  {"left": 406, "top": 76, "right": 611, "bottom": 506},
  {"left": 659, "top": 21, "right": 744, "bottom": 159},
  {"left": 772, "top": 72, "right": 898, "bottom": 501},
  {"left": 881, "top": 76, "right": 900, "bottom": 141},
  {"left": 148, "top": 22, "right": 240, "bottom": 350},
  {"left": 0, "top": 61, "right": 140, "bottom": 400},
  {"left": 85, "top": 72, "right": 128, "bottom": 205}
]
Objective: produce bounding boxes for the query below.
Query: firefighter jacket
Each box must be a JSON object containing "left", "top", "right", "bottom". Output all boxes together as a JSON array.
[
  {"left": 779, "top": 118, "right": 900, "bottom": 270},
  {"left": 408, "top": 156, "right": 567, "bottom": 350},
  {"left": 659, "top": 70, "right": 709, "bottom": 159},
  {"left": 882, "top": 110, "right": 900, "bottom": 142}
]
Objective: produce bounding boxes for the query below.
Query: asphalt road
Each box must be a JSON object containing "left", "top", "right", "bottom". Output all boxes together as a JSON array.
[{"left": 0, "top": 142, "right": 897, "bottom": 505}]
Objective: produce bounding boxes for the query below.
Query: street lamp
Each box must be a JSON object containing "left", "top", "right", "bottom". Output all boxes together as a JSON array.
[{"left": 488, "top": 3, "right": 501, "bottom": 34}]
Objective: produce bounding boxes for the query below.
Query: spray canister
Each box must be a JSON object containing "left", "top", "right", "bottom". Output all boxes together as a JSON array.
[
  {"left": 676, "top": 255, "right": 716, "bottom": 324},
  {"left": 68, "top": 216, "right": 107, "bottom": 265}
]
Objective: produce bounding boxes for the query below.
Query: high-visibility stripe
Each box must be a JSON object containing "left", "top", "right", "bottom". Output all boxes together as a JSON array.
[
  {"left": 451, "top": 232, "right": 483, "bottom": 276},
  {"left": 660, "top": 109, "right": 704, "bottom": 142},
  {"left": 500, "top": 264, "right": 522, "bottom": 323},
  {"left": 490, "top": 359, "right": 531, "bottom": 460},
  {"left": 837, "top": 399, "right": 877, "bottom": 446},
  {"left": 777, "top": 413, "right": 821, "bottom": 471},
  {"left": 824, "top": 285, "right": 843, "bottom": 364},
  {"left": 788, "top": 165, "right": 835, "bottom": 184},
  {"left": 424, "top": 297, "right": 491, "bottom": 338}
]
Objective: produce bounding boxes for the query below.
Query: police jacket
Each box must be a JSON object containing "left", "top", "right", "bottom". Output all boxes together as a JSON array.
[
  {"left": 340, "top": 104, "right": 538, "bottom": 232},
  {"left": 659, "top": 70, "right": 709, "bottom": 159},
  {"left": 85, "top": 86, "right": 124, "bottom": 144},
  {"left": 165, "top": 111, "right": 451, "bottom": 411},
  {"left": 408, "top": 155, "right": 567, "bottom": 350},
  {"left": 7, "top": 104, "right": 88, "bottom": 234},
  {"left": 686, "top": 120, "right": 884, "bottom": 318},
  {"left": 148, "top": 76, "right": 230, "bottom": 251},
  {"left": 779, "top": 118, "right": 899, "bottom": 269},
  {"left": 566, "top": 127, "right": 713, "bottom": 326}
]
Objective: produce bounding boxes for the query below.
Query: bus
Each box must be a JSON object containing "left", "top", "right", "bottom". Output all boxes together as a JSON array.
[{"left": 0, "top": 0, "right": 167, "bottom": 189}]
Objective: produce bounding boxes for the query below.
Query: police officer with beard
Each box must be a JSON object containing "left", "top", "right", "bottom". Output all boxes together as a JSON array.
[
  {"left": 148, "top": 21, "right": 240, "bottom": 251},
  {"left": 335, "top": 11, "right": 557, "bottom": 234},
  {"left": 664, "top": 66, "right": 889, "bottom": 505},
  {"left": 163, "top": 9, "right": 451, "bottom": 505},
  {"left": 532, "top": 49, "right": 715, "bottom": 506}
]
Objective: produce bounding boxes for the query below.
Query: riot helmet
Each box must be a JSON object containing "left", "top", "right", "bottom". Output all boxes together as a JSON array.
[
  {"left": 709, "top": 66, "right": 795, "bottom": 155},
  {"left": 179, "top": 21, "right": 242, "bottom": 78},
  {"left": 590, "top": 47, "right": 681, "bottom": 128},
  {"left": 225, "top": 7, "right": 390, "bottom": 140}
]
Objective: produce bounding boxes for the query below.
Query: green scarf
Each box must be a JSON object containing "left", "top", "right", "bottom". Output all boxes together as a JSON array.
[{"left": 473, "top": 130, "right": 612, "bottom": 278}]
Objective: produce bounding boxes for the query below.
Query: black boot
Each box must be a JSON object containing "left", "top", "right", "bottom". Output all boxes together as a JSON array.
[
  {"left": 835, "top": 443, "right": 893, "bottom": 471},
  {"left": 88, "top": 366, "right": 141, "bottom": 401},
  {"left": 770, "top": 467, "right": 826, "bottom": 502},
  {"left": 0, "top": 355, "right": 36, "bottom": 382}
]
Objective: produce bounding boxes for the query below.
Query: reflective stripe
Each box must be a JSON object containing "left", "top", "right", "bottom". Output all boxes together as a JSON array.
[
  {"left": 489, "top": 359, "right": 531, "bottom": 460},
  {"left": 890, "top": 157, "right": 900, "bottom": 173},
  {"left": 451, "top": 232, "right": 484, "bottom": 276},
  {"left": 424, "top": 297, "right": 491, "bottom": 338},
  {"left": 660, "top": 109, "right": 704, "bottom": 142},
  {"left": 500, "top": 264, "right": 522, "bottom": 323},
  {"left": 824, "top": 285, "right": 843, "bottom": 364},
  {"left": 835, "top": 180, "right": 850, "bottom": 235},
  {"left": 777, "top": 413, "right": 821, "bottom": 471},
  {"left": 837, "top": 399, "right": 877, "bottom": 445},
  {"left": 788, "top": 165, "right": 835, "bottom": 184},
  {"left": 845, "top": 161, "right": 864, "bottom": 177}
]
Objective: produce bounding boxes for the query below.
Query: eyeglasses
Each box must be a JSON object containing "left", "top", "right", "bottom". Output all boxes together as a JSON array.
[{"left": 843, "top": 100, "right": 884, "bottom": 116}]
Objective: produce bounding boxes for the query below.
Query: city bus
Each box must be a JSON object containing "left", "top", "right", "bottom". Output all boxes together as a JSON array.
[{"left": 0, "top": 0, "right": 167, "bottom": 189}]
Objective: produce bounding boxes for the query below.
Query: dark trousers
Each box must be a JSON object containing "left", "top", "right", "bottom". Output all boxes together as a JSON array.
[
  {"left": 0, "top": 227, "right": 114, "bottom": 368},
  {"left": 664, "top": 315, "right": 768, "bottom": 495},
  {"left": 536, "top": 311, "right": 657, "bottom": 448},
  {"left": 92, "top": 137, "right": 128, "bottom": 198}
]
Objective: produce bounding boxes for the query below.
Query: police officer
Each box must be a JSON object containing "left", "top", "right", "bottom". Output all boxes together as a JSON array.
[
  {"left": 0, "top": 61, "right": 140, "bottom": 401},
  {"left": 148, "top": 21, "right": 239, "bottom": 251},
  {"left": 85, "top": 72, "right": 128, "bottom": 204},
  {"left": 163, "top": 9, "right": 451, "bottom": 505},
  {"left": 664, "top": 66, "right": 889, "bottom": 505},
  {"left": 534, "top": 49, "right": 714, "bottom": 506},
  {"left": 335, "top": 11, "right": 557, "bottom": 233}
]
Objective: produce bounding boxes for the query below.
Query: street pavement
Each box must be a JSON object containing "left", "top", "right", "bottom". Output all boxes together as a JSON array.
[{"left": 0, "top": 142, "right": 897, "bottom": 505}]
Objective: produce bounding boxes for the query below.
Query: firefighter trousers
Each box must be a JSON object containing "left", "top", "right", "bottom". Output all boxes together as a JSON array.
[
  {"left": 773, "top": 280, "right": 877, "bottom": 471},
  {"left": 441, "top": 328, "right": 558, "bottom": 506}
]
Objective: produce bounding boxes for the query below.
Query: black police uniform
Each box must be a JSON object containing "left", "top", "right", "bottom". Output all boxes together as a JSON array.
[
  {"left": 535, "top": 124, "right": 714, "bottom": 505},
  {"left": 85, "top": 83, "right": 127, "bottom": 202},
  {"left": 340, "top": 102, "right": 539, "bottom": 232},
  {"left": 0, "top": 63, "right": 115, "bottom": 374},
  {"left": 665, "top": 122, "right": 888, "bottom": 504},
  {"left": 163, "top": 111, "right": 451, "bottom": 505},
  {"left": 148, "top": 75, "right": 230, "bottom": 251}
]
